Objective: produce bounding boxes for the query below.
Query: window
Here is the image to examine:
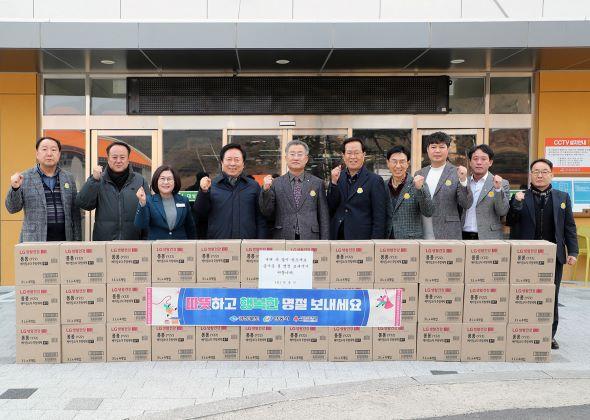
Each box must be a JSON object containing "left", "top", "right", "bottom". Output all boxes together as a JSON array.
[
  {"left": 490, "top": 77, "right": 532, "bottom": 114},
  {"left": 421, "top": 133, "right": 476, "bottom": 169},
  {"left": 43, "top": 79, "right": 85, "bottom": 115},
  {"left": 229, "top": 134, "right": 281, "bottom": 184},
  {"left": 162, "top": 130, "right": 223, "bottom": 191},
  {"left": 91, "top": 79, "right": 126, "bottom": 115},
  {"left": 449, "top": 77, "right": 485, "bottom": 114},
  {"left": 489, "top": 129, "right": 530, "bottom": 189},
  {"left": 353, "top": 129, "right": 412, "bottom": 179},
  {"left": 292, "top": 134, "right": 347, "bottom": 183}
]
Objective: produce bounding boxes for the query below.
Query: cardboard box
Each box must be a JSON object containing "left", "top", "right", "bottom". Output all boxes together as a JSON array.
[
  {"left": 508, "top": 240, "right": 557, "bottom": 284},
  {"left": 509, "top": 284, "right": 555, "bottom": 324},
  {"left": 16, "top": 325, "right": 60, "bottom": 364},
  {"left": 461, "top": 323, "right": 506, "bottom": 362},
  {"left": 197, "top": 282, "right": 240, "bottom": 289},
  {"left": 373, "top": 324, "right": 417, "bottom": 361},
  {"left": 61, "top": 284, "right": 106, "bottom": 324},
  {"left": 418, "top": 240, "right": 465, "bottom": 284},
  {"left": 14, "top": 242, "right": 60, "bottom": 285},
  {"left": 60, "top": 242, "right": 107, "bottom": 284},
  {"left": 62, "top": 324, "right": 106, "bottom": 363},
  {"left": 285, "top": 241, "right": 330, "bottom": 288},
  {"left": 418, "top": 284, "right": 464, "bottom": 323},
  {"left": 328, "top": 327, "right": 372, "bottom": 362},
  {"left": 107, "top": 284, "right": 147, "bottom": 323},
  {"left": 285, "top": 326, "right": 329, "bottom": 361},
  {"left": 240, "top": 240, "right": 285, "bottom": 285},
  {"left": 107, "top": 323, "right": 151, "bottom": 362},
  {"left": 396, "top": 283, "right": 418, "bottom": 324},
  {"left": 373, "top": 240, "right": 420, "bottom": 285},
  {"left": 106, "top": 241, "right": 151, "bottom": 284},
  {"left": 463, "top": 284, "right": 509, "bottom": 323},
  {"left": 240, "top": 326, "right": 284, "bottom": 360},
  {"left": 152, "top": 326, "right": 196, "bottom": 361},
  {"left": 152, "top": 240, "right": 197, "bottom": 283},
  {"left": 464, "top": 241, "right": 510, "bottom": 284},
  {"left": 197, "top": 240, "right": 241, "bottom": 284},
  {"left": 417, "top": 323, "right": 462, "bottom": 362},
  {"left": 330, "top": 241, "right": 375, "bottom": 287},
  {"left": 506, "top": 323, "right": 551, "bottom": 362},
  {"left": 195, "top": 326, "right": 240, "bottom": 360},
  {"left": 16, "top": 285, "right": 60, "bottom": 325}
]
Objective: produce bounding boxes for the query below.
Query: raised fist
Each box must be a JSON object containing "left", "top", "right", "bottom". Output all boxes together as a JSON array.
[
  {"left": 92, "top": 165, "right": 103, "bottom": 181},
  {"left": 136, "top": 186, "right": 147, "bottom": 206},
  {"left": 331, "top": 166, "right": 341, "bottom": 185},
  {"left": 457, "top": 165, "right": 468, "bottom": 182},
  {"left": 263, "top": 175, "right": 273, "bottom": 191},
  {"left": 515, "top": 191, "right": 525, "bottom": 202},
  {"left": 413, "top": 175, "right": 425, "bottom": 190},
  {"left": 200, "top": 176, "right": 212, "bottom": 192},
  {"left": 10, "top": 172, "right": 24, "bottom": 189},
  {"left": 493, "top": 175, "right": 503, "bottom": 190}
]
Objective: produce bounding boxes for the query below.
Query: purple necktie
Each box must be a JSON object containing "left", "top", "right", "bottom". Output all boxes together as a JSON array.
[{"left": 294, "top": 178, "right": 302, "bottom": 208}]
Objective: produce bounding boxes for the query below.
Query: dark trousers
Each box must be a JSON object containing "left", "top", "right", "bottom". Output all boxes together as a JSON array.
[
  {"left": 553, "top": 262, "right": 564, "bottom": 338},
  {"left": 462, "top": 231, "right": 479, "bottom": 240}
]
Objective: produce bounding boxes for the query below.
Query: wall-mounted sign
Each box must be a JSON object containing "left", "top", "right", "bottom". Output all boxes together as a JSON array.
[
  {"left": 552, "top": 177, "right": 590, "bottom": 212},
  {"left": 545, "top": 138, "right": 590, "bottom": 174}
]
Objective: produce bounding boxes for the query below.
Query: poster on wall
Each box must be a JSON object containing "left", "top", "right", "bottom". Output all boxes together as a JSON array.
[
  {"left": 545, "top": 138, "right": 590, "bottom": 174},
  {"left": 552, "top": 177, "right": 590, "bottom": 212}
]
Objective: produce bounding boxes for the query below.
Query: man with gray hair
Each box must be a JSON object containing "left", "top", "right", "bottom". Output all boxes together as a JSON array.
[{"left": 259, "top": 140, "right": 329, "bottom": 240}]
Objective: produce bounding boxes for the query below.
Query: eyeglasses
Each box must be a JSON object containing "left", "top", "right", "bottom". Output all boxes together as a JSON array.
[
  {"left": 531, "top": 170, "right": 551, "bottom": 176},
  {"left": 287, "top": 152, "right": 306, "bottom": 158},
  {"left": 388, "top": 159, "right": 408, "bottom": 166},
  {"left": 158, "top": 177, "right": 174, "bottom": 183}
]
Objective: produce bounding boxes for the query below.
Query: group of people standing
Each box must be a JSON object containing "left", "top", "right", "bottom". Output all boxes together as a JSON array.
[{"left": 6, "top": 132, "right": 578, "bottom": 349}]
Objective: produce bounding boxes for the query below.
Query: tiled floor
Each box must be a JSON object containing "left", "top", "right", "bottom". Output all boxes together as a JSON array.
[{"left": 1, "top": 284, "right": 590, "bottom": 419}]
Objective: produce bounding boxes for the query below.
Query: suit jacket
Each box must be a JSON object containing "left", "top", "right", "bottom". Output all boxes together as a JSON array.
[
  {"left": 134, "top": 193, "right": 196, "bottom": 240},
  {"left": 5, "top": 166, "right": 81, "bottom": 242},
  {"left": 327, "top": 166, "right": 388, "bottom": 240},
  {"left": 385, "top": 175, "right": 434, "bottom": 239},
  {"left": 414, "top": 163, "right": 473, "bottom": 240},
  {"left": 461, "top": 173, "right": 510, "bottom": 239},
  {"left": 259, "top": 172, "right": 330, "bottom": 240},
  {"left": 506, "top": 188, "right": 578, "bottom": 265}
]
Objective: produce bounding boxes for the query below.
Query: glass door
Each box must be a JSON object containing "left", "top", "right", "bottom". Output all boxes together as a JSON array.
[
  {"left": 89, "top": 130, "right": 158, "bottom": 238},
  {"left": 227, "top": 129, "right": 284, "bottom": 185},
  {"left": 416, "top": 129, "right": 484, "bottom": 172},
  {"left": 290, "top": 129, "right": 348, "bottom": 184}
]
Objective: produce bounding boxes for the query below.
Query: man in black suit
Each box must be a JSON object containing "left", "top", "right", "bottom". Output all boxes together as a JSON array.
[
  {"left": 327, "top": 137, "right": 388, "bottom": 240},
  {"left": 507, "top": 158, "right": 578, "bottom": 350}
]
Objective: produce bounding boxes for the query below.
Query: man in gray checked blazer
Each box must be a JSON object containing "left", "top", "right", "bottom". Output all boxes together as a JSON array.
[
  {"left": 5, "top": 137, "right": 81, "bottom": 242},
  {"left": 461, "top": 144, "right": 510, "bottom": 240},
  {"left": 259, "top": 140, "right": 329, "bottom": 240},
  {"left": 384, "top": 145, "right": 434, "bottom": 239},
  {"left": 414, "top": 132, "right": 473, "bottom": 240}
]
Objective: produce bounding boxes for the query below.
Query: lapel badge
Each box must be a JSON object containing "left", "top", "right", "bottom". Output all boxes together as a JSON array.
[
  {"left": 64, "top": 182, "right": 70, "bottom": 189},
  {"left": 445, "top": 179, "right": 452, "bottom": 186},
  {"left": 357, "top": 187, "right": 364, "bottom": 194},
  {"left": 310, "top": 190, "right": 316, "bottom": 197},
  {"left": 488, "top": 191, "right": 494, "bottom": 198},
  {"left": 561, "top": 202, "right": 566, "bottom": 209},
  {"left": 403, "top": 192, "right": 411, "bottom": 199}
]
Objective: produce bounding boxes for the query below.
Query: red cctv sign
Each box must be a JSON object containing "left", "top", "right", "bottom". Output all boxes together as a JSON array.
[{"left": 545, "top": 137, "right": 590, "bottom": 174}]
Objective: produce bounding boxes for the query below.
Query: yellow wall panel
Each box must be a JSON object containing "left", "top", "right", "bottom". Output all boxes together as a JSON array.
[
  {"left": 540, "top": 71, "right": 590, "bottom": 92},
  {"left": 0, "top": 220, "right": 22, "bottom": 285},
  {"left": 0, "top": 94, "right": 38, "bottom": 221},
  {"left": 0, "top": 73, "right": 37, "bottom": 95}
]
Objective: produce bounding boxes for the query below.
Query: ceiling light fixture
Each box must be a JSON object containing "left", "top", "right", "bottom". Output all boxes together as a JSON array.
[
  {"left": 100, "top": 59, "right": 115, "bottom": 65},
  {"left": 450, "top": 59, "right": 465, "bottom": 64},
  {"left": 276, "top": 59, "right": 290, "bottom": 65}
]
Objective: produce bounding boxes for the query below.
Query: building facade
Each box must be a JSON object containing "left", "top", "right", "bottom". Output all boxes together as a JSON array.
[{"left": 1, "top": 0, "right": 590, "bottom": 283}]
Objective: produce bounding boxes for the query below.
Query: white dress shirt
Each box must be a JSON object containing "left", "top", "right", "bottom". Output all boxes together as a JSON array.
[
  {"left": 463, "top": 172, "right": 490, "bottom": 233},
  {"left": 421, "top": 164, "right": 446, "bottom": 239}
]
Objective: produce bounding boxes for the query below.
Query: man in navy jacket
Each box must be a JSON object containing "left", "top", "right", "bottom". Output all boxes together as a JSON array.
[
  {"left": 193, "top": 143, "right": 267, "bottom": 239},
  {"left": 327, "top": 137, "right": 388, "bottom": 240},
  {"left": 507, "top": 158, "right": 578, "bottom": 350}
]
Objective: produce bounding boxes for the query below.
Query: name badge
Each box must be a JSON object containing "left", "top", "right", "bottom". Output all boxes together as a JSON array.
[{"left": 176, "top": 203, "right": 186, "bottom": 208}]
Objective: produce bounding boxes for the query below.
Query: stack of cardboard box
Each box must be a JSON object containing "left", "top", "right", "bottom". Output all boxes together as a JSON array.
[
  {"left": 106, "top": 241, "right": 151, "bottom": 362},
  {"left": 505, "top": 240, "right": 556, "bottom": 363},
  {"left": 417, "top": 240, "right": 465, "bottom": 362},
  {"left": 15, "top": 238, "right": 558, "bottom": 364}
]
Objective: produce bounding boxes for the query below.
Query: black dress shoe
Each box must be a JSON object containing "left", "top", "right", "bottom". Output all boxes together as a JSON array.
[{"left": 551, "top": 339, "right": 559, "bottom": 350}]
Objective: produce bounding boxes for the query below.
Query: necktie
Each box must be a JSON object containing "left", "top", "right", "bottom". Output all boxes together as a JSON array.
[{"left": 294, "top": 178, "right": 302, "bottom": 208}]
